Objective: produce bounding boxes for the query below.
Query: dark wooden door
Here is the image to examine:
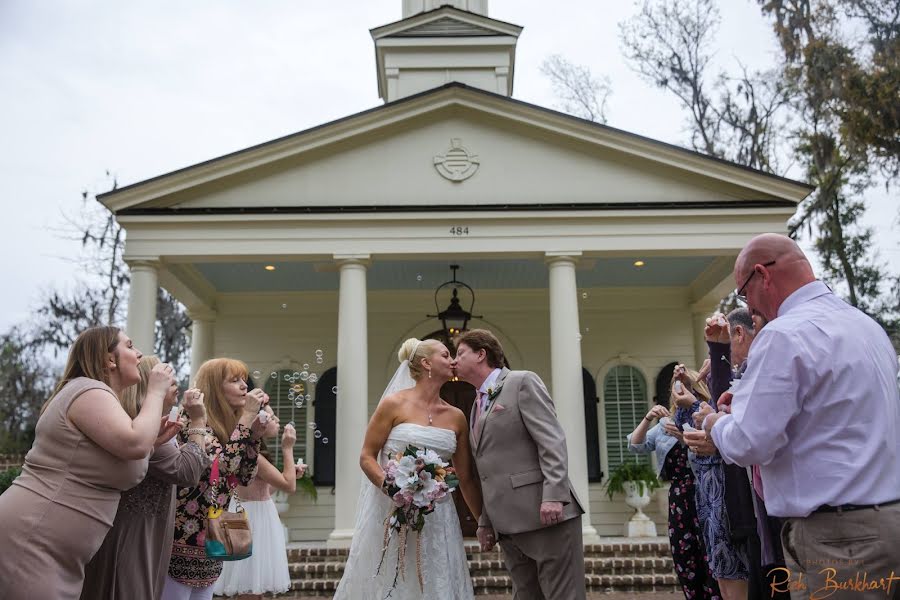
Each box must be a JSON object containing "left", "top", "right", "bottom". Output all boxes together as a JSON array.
[{"left": 440, "top": 379, "right": 478, "bottom": 538}]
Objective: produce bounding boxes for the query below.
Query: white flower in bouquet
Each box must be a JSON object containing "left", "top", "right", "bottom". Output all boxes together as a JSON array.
[
  {"left": 393, "top": 455, "right": 418, "bottom": 489},
  {"left": 412, "top": 471, "right": 437, "bottom": 506}
]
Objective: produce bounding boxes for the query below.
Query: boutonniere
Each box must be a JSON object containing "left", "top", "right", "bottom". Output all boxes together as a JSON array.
[{"left": 486, "top": 382, "right": 504, "bottom": 402}]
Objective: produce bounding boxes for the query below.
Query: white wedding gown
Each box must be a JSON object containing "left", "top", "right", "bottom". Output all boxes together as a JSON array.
[{"left": 333, "top": 423, "right": 474, "bottom": 600}]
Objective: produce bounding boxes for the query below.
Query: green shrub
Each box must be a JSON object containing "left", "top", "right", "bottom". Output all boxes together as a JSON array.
[
  {"left": 604, "top": 461, "right": 660, "bottom": 501},
  {"left": 0, "top": 466, "right": 22, "bottom": 495}
]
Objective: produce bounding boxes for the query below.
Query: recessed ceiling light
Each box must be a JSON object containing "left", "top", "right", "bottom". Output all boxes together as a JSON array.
[
  {"left": 264, "top": 265, "right": 276, "bottom": 271},
  {"left": 634, "top": 260, "right": 645, "bottom": 267}
]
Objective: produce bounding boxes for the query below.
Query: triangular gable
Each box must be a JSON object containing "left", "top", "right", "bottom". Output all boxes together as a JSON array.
[
  {"left": 370, "top": 6, "right": 522, "bottom": 40},
  {"left": 99, "top": 83, "right": 812, "bottom": 214},
  {"left": 389, "top": 16, "right": 503, "bottom": 37}
]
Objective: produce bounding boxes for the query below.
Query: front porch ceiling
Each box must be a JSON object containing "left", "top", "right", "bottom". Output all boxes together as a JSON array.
[{"left": 171, "top": 255, "right": 730, "bottom": 294}]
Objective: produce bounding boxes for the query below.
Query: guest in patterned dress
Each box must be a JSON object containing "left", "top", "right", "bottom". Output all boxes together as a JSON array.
[
  {"left": 82, "top": 355, "right": 211, "bottom": 600},
  {"left": 0, "top": 326, "right": 177, "bottom": 600},
  {"left": 628, "top": 371, "right": 721, "bottom": 600},
  {"left": 672, "top": 355, "right": 750, "bottom": 600},
  {"left": 162, "top": 358, "right": 268, "bottom": 600}
]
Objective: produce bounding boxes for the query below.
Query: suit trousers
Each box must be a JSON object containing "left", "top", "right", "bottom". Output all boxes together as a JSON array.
[
  {"left": 779, "top": 502, "right": 900, "bottom": 600},
  {"left": 498, "top": 515, "right": 585, "bottom": 600}
]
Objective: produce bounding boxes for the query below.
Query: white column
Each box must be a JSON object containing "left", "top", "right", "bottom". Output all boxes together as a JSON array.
[
  {"left": 328, "top": 255, "right": 370, "bottom": 547},
  {"left": 188, "top": 309, "right": 216, "bottom": 382},
  {"left": 546, "top": 252, "right": 599, "bottom": 541},
  {"left": 126, "top": 260, "right": 159, "bottom": 356}
]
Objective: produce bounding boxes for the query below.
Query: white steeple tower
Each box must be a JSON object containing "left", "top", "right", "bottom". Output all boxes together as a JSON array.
[{"left": 371, "top": 2, "right": 522, "bottom": 102}]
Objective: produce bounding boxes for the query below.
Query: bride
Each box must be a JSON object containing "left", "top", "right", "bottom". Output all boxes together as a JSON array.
[{"left": 333, "top": 338, "right": 483, "bottom": 600}]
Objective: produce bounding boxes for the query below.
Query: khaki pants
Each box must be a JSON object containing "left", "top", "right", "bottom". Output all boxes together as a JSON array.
[
  {"left": 777, "top": 502, "right": 900, "bottom": 600},
  {"left": 498, "top": 515, "right": 586, "bottom": 600}
]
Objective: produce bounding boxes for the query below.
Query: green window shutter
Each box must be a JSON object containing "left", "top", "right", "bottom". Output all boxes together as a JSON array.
[
  {"left": 263, "top": 371, "right": 309, "bottom": 470},
  {"left": 603, "top": 365, "right": 650, "bottom": 474}
]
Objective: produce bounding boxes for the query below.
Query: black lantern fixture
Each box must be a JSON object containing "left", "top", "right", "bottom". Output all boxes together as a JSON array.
[{"left": 428, "top": 265, "right": 481, "bottom": 336}]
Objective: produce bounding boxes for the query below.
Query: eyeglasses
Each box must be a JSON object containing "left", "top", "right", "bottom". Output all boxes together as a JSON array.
[{"left": 735, "top": 260, "right": 776, "bottom": 302}]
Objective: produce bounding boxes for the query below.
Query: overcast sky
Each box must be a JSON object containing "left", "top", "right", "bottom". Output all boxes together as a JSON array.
[{"left": 1, "top": 0, "right": 896, "bottom": 334}]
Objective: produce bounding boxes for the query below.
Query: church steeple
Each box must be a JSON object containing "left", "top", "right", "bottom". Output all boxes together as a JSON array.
[{"left": 371, "top": 2, "right": 522, "bottom": 102}]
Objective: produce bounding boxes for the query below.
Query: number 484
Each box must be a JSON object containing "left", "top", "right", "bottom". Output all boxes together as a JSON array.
[{"left": 449, "top": 226, "right": 469, "bottom": 236}]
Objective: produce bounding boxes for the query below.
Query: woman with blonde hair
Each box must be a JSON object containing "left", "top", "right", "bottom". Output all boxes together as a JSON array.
[
  {"left": 0, "top": 326, "right": 176, "bottom": 600},
  {"left": 82, "top": 355, "right": 211, "bottom": 600},
  {"left": 334, "top": 337, "right": 483, "bottom": 599},
  {"left": 162, "top": 358, "right": 268, "bottom": 600}
]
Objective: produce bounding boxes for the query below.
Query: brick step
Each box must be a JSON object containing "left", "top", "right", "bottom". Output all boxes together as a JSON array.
[
  {"left": 280, "top": 573, "right": 681, "bottom": 597},
  {"left": 287, "top": 542, "right": 670, "bottom": 563},
  {"left": 288, "top": 556, "right": 674, "bottom": 580}
]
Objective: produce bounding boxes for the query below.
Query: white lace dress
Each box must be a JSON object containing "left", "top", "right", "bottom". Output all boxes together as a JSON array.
[{"left": 334, "top": 423, "right": 474, "bottom": 600}]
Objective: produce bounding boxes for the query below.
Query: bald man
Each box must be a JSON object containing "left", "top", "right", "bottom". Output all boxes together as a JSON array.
[{"left": 685, "top": 233, "right": 900, "bottom": 600}]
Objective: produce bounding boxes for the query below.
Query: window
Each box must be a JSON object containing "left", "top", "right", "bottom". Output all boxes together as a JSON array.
[
  {"left": 263, "top": 370, "right": 310, "bottom": 469},
  {"left": 603, "top": 365, "right": 651, "bottom": 474}
]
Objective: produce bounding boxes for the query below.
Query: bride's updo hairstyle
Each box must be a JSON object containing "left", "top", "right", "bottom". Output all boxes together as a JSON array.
[{"left": 398, "top": 338, "right": 441, "bottom": 381}]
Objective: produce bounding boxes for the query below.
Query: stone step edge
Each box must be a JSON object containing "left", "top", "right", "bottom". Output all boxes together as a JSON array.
[
  {"left": 288, "top": 541, "right": 668, "bottom": 558},
  {"left": 288, "top": 573, "right": 680, "bottom": 591}
]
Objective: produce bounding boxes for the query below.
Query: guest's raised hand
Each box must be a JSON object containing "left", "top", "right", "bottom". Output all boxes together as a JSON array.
[
  {"left": 154, "top": 416, "right": 181, "bottom": 449},
  {"left": 645, "top": 405, "right": 669, "bottom": 421},
  {"left": 683, "top": 430, "right": 718, "bottom": 456},
  {"left": 663, "top": 422, "right": 684, "bottom": 442},
  {"left": 704, "top": 312, "right": 730, "bottom": 344},
  {"left": 282, "top": 423, "right": 297, "bottom": 450},
  {"left": 148, "top": 363, "right": 176, "bottom": 400},
  {"left": 697, "top": 358, "right": 711, "bottom": 383},
  {"left": 672, "top": 381, "right": 698, "bottom": 409},
  {"left": 693, "top": 401, "right": 714, "bottom": 428},
  {"left": 244, "top": 388, "right": 269, "bottom": 415},
  {"left": 182, "top": 389, "right": 206, "bottom": 424}
]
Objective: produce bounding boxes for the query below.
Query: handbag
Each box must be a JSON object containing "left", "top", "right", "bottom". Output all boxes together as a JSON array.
[{"left": 204, "top": 453, "right": 253, "bottom": 561}]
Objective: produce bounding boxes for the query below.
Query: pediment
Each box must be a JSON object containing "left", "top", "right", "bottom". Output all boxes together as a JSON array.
[
  {"left": 370, "top": 6, "right": 522, "bottom": 40},
  {"left": 100, "top": 84, "right": 811, "bottom": 215}
]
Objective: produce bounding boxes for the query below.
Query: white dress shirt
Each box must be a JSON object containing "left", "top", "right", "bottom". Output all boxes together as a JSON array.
[{"left": 710, "top": 280, "right": 900, "bottom": 517}]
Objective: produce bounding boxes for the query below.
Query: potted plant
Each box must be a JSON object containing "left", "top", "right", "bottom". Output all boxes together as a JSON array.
[{"left": 604, "top": 461, "right": 661, "bottom": 537}]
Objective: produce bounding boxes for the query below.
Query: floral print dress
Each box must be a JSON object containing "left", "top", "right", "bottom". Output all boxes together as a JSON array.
[
  {"left": 167, "top": 422, "right": 260, "bottom": 588},
  {"left": 663, "top": 435, "right": 722, "bottom": 600}
]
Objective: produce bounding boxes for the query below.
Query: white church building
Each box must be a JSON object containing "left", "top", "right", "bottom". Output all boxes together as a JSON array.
[{"left": 100, "top": 0, "right": 812, "bottom": 544}]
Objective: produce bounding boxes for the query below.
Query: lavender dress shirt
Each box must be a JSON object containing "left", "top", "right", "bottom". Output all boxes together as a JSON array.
[{"left": 710, "top": 281, "right": 900, "bottom": 518}]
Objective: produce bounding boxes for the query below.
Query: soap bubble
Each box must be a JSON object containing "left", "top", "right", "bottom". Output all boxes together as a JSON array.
[
  {"left": 309, "top": 422, "right": 317, "bottom": 430},
  {"left": 252, "top": 370, "right": 261, "bottom": 380},
  {"left": 316, "top": 358, "right": 323, "bottom": 364},
  {"left": 315, "top": 349, "right": 323, "bottom": 357},
  {"left": 303, "top": 363, "right": 309, "bottom": 370},
  {"left": 294, "top": 401, "right": 304, "bottom": 408},
  {"left": 292, "top": 371, "right": 300, "bottom": 379},
  {"left": 314, "top": 430, "right": 322, "bottom": 439},
  {"left": 582, "top": 292, "right": 588, "bottom": 299},
  {"left": 308, "top": 374, "right": 318, "bottom": 384},
  {"left": 281, "top": 303, "right": 287, "bottom": 309},
  {"left": 332, "top": 386, "right": 338, "bottom": 394},
  {"left": 416, "top": 274, "right": 423, "bottom": 282},
  {"left": 270, "top": 372, "right": 277, "bottom": 380},
  {"left": 300, "top": 371, "right": 309, "bottom": 381},
  {"left": 322, "top": 437, "right": 329, "bottom": 444}
]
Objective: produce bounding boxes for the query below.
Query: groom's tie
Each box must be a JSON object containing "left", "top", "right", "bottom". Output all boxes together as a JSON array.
[{"left": 472, "top": 390, "right": 485, "bottom": 443}]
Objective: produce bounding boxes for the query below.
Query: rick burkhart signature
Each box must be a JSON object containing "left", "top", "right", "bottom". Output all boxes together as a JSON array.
[{"left": 768, "top": 567, "right": 900, "bottom": 599}]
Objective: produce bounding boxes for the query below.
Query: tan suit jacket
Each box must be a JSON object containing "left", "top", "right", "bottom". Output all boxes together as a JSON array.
[{"left": 470, "top": 368, "right": 583, "bottom": 535}]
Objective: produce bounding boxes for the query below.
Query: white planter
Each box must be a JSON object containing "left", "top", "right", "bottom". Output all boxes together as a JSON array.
[{"left": 622, "top": 481, "right": 657, "bottom": 538}]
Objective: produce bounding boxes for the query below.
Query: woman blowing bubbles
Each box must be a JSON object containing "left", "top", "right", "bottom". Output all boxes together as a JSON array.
[{"left": 0, "top": 326, "right": 177, "bottom": 600}]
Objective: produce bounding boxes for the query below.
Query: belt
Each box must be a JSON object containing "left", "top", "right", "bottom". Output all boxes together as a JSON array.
[{"left": 813, "top": 498, "right": 900, "bottom": 514}]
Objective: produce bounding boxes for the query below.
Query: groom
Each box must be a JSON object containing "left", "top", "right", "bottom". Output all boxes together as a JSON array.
[{"left": 454, "top": 329, "right": 585, "bottom": 600}]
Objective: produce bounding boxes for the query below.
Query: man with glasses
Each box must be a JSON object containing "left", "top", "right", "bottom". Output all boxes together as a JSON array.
[{"left": 684, "top": 233, "right": 900, "bottom": 600}]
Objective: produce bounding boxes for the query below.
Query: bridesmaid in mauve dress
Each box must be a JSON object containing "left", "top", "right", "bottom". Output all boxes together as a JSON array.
[
  {"left": 81, "top": 356, "right": 211, "bottom": 600},
  {"left": 0, "top": 326, "right": 177, "bottom": 600}
]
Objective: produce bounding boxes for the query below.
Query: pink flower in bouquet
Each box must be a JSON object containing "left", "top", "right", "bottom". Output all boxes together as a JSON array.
[
  {"left": 195, "top": 531, "right": 206, "bottom": 546},
  {"left": 392, "top": 489, "right": 413, "bottom": 507}
]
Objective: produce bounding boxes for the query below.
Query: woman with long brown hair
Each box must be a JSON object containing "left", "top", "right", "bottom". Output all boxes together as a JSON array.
[
  {"left": 162, "top": 358, "right": 268, "bottom": 600},
  {"left": 82, "top": 355, "right": 211, "bottom": 600},
  {"left": 0, "top": 326, "right": 176, "bottom": 600}
]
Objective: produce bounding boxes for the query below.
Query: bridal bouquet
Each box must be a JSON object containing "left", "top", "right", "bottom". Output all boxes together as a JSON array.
[{"left": 376, "top": 444, "right": 459, "bottom": 596}]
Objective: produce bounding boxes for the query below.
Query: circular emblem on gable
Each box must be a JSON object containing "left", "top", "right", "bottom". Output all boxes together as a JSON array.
[{"left": 433, "top": 138, "right": 480, "bottom": 182}]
